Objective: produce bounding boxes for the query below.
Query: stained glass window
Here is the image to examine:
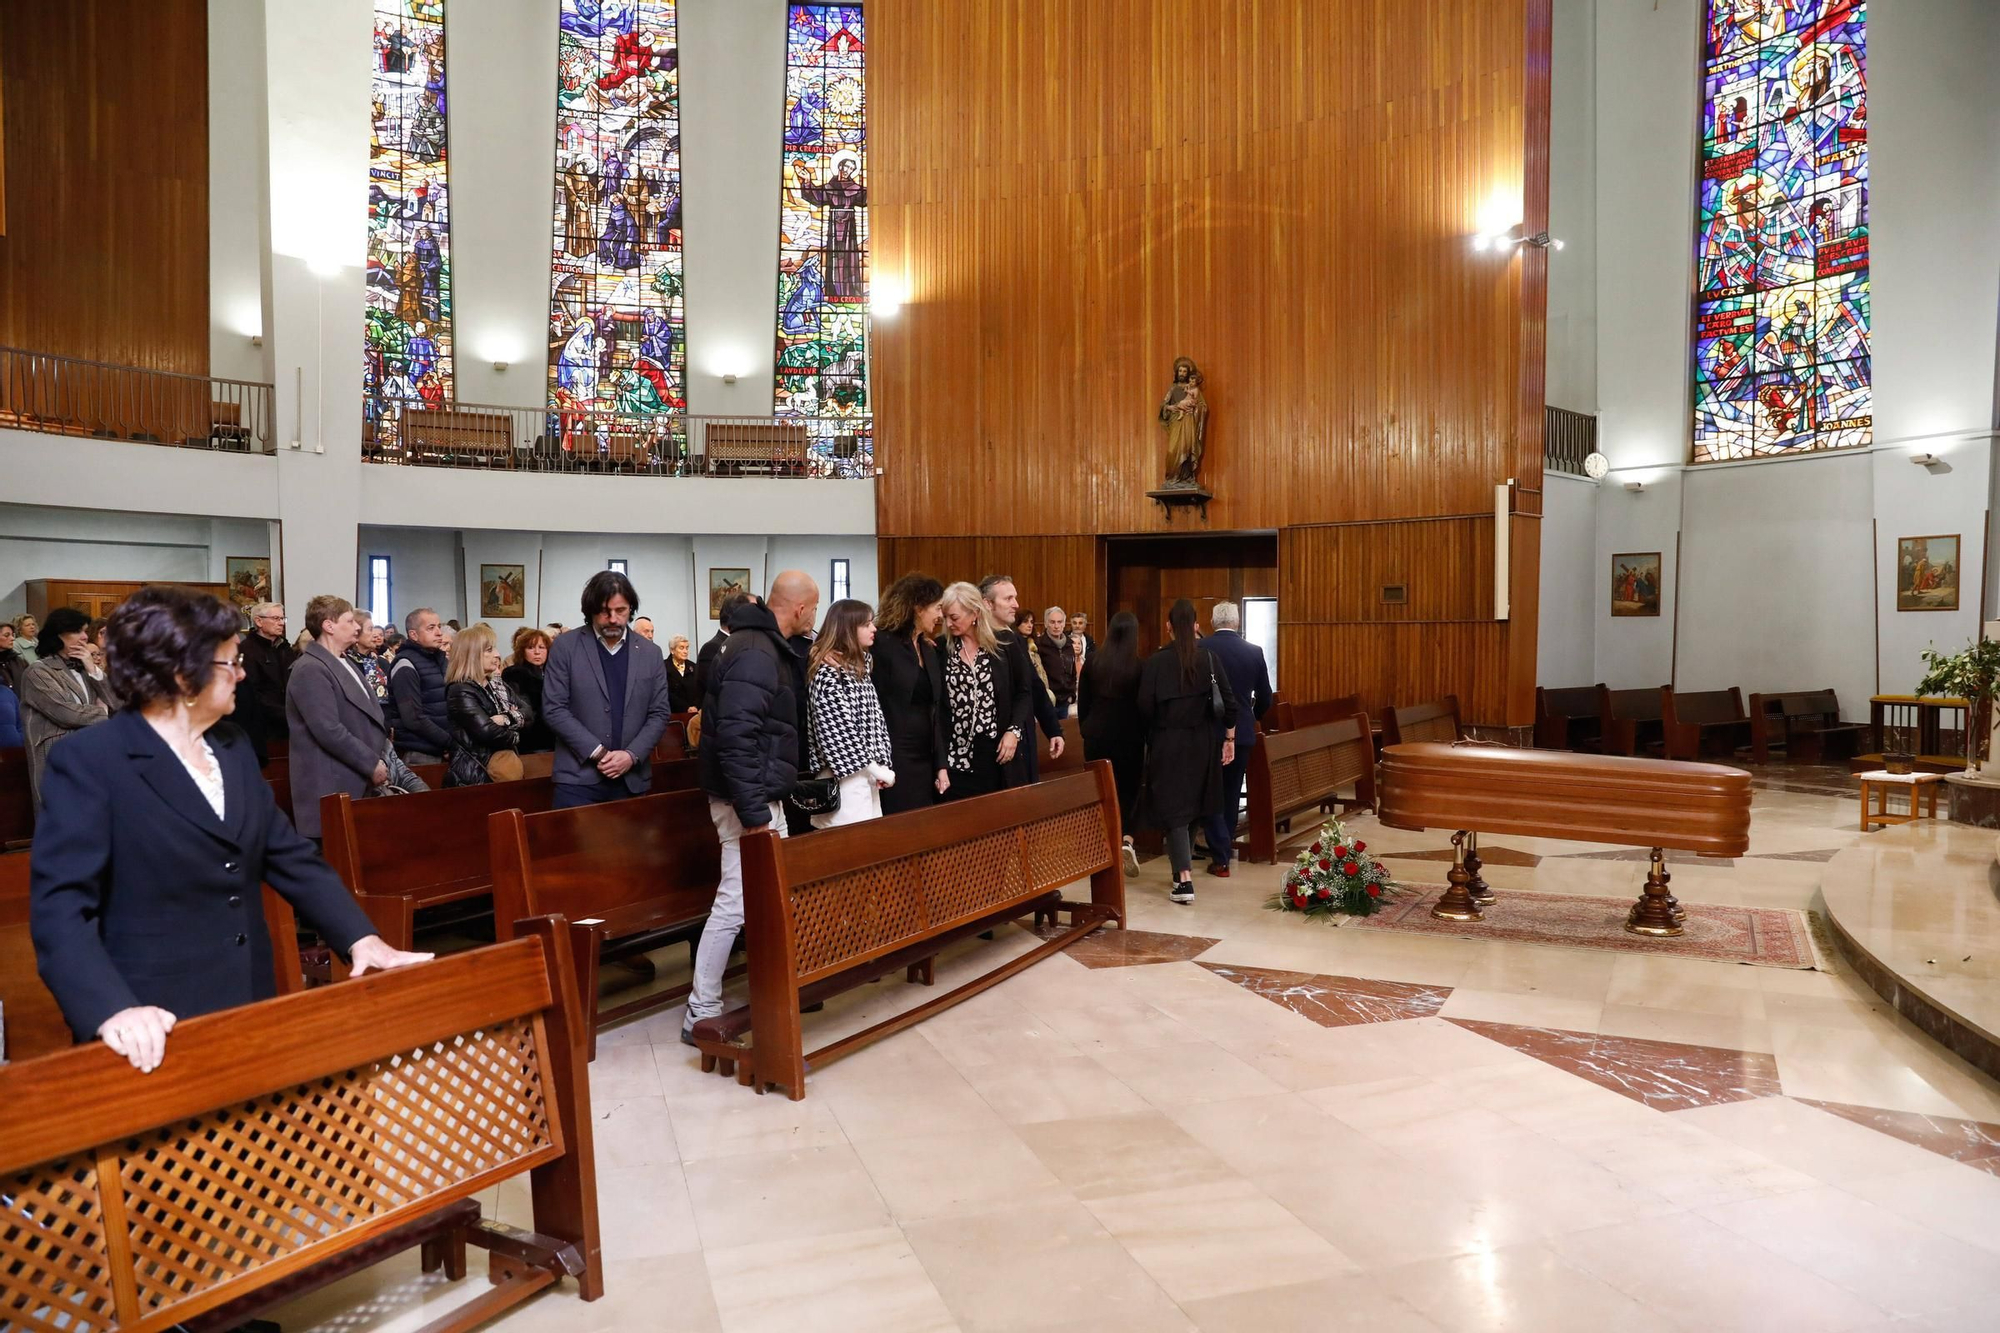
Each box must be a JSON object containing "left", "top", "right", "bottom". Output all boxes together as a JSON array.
[
  {"left": 775, "top": 4, "right": 871, "bottom": 478},
  {"left": 366, "top": 0, "right": 454, "bottom": 454},
  {"left": 1693, "top": 0, "right": 1868, "bottom": 462},
  {"left": 547, "top": 0, "right": 686, "bottom": 468}
]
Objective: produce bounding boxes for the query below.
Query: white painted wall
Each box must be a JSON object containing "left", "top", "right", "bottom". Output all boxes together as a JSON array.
[
  {"left": 356, "top": 525, "right": 463, "bottom": 629},
  {"left": 542, "top": 532, "right": 695, "bottom": 637},
  {"left": 0, "top": 504, "right": 272, "bottom": 619},
  {"left": 209, "top": 0, "right": 274, "bottom": 383},
  {"left": 1544, "top": 0, "right": 1596, "bottom": 414},
  {"left": 356, "top": 465, "right": 874, "bottom": 535},
  {"left": 1592, "top": 474, "right": 1680, "bottom": 690},
  {"left": 3, "top": 431, "right": 281, "bottom": 518},
  {"left": 1535, "top": 473, "right": 1596, "bottom": 685}
]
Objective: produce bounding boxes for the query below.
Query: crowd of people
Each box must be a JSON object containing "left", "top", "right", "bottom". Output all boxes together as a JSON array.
[{"left": 11, "top": 565, "right": 1270, "bottom": 1070}]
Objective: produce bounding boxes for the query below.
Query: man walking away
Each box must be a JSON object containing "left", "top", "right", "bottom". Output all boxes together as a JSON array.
[
  {"left": 694, "top": 590, "right": 749, "bottom": 701},
  {"left": 1035, "top": 605, "right": 1077, "bottom": 717},
  {"left": 685, "top": 571, "right": 818, "bottom": 1042},
  {"left": 1199, "top": 601, "right": 1273, "bottom": 877},
  {"left": 541, "top": 570, "right": 675, "bottom": 809}
]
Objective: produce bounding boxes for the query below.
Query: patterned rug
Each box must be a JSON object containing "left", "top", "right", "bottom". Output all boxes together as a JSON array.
[{"left": 1348, "top": 884, "right": 1826, "bottom": 969}]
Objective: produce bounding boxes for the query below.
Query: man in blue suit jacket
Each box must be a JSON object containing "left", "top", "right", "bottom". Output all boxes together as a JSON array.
[
  {"left": 1200, "top": 602, "right": 1273, "bottom": 877},
  {"left": 542, "top": 570, "right": 676, "bottom": 809}
]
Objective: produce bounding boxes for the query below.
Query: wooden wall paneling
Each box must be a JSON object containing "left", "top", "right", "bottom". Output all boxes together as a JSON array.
[
  {"left": 875, "top": 537, "right": 1100, "bottom": 626},
  {"left": 0, "top": 2, "right": 209, "bottom": 374}
]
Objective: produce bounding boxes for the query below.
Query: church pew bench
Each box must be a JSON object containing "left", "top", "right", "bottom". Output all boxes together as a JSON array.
[
  {"left": 1, "top": 746, "right": 35, "bottom": 848},
  {"left": 402, "top": 406, "right": 515, "bottom": 465},
  {"left": 1267, "top": 694, "right": 1362, "bottom": 734},
  {"left": 1038, "top": 714, "right": 1088, "bottom": 775},
  {"left": 689, "top": 763, "right": 1128, "bottom": 1100},
  {"left": 1382, "top": 695, "right": 1464, "bottom": 747},
  {"left": 1662, "top": 686, "right": 1750, "bottom": 761},
  {"left": 1241, "top": 713, "right": 1377, "bottom": 864},
  {"left": 653, "top": 715, "right": 692, "bottom": 762},
  {"left": 1379, "top": 742, "right": 1751, "bottom": 935},
  {"left": 2, "top": 852, "right": 305, "bottom": 1064},
  {"left": 1748, "top": 689, "right": 1865, "bottom": 764},
  {"left": 0, "top": 918, "right": 602, "bottom": 1332},
  {"left": 703, "top": 421, "right": 810, "bottom": 476},
  {"left": 1599, "top": 685, "right": 1667, "bottom": 756},
  {"left": 1534, "top": 683, "right": 1606, "bottom": 751},
  {"left": 489, "top": 788, "right": 722, "bottom": 1059}
]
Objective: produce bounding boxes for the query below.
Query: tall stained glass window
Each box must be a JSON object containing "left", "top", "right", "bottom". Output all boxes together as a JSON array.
[
  {"left": 1692, "top": 0, "right": 1869, "bottom": 462},
  {"left": 775, "top": 4, "right": 871, "bottom": 477},
  {"left": 366, "top": 0, "right": 454, "bottom": 453},
  {"left": 548, "top": 0, "right": 686, "bottom": 466}
]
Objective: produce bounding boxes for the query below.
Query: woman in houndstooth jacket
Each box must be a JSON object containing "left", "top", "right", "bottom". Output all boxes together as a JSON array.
[{"left": 805, "top": 600, "right": 896, "bottom": 828}]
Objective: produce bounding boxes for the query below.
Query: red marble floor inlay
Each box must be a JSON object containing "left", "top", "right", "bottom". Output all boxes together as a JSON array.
[
  {"left": 1197, "top": 963, "right": 1452, "bottom": 1027},
  {"left": 1031, "top": 926, "right": 1220, "bottom": 969},
  {"left": 1377, "top": 844, "right": 1544, "bottom": 868},
  {"left": 1799, "top": 1099, "right": 2000, "bottom": 1171},
  {"left": 1448, "top": 1018, "right": 1783, "bottom": 1111}
]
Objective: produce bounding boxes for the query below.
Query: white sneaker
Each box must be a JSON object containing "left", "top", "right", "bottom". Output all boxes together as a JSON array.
[
  {"left": 1170, "top": 882, "right": 1194, "bottom": 905},
  {"left": 1122, "top": 839, "right": 1140, "bottom": 876}
]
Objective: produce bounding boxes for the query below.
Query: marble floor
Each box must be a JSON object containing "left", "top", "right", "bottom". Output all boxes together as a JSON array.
[{"left": 272, "top": 767, "right": 2000, "bottom": 1332}]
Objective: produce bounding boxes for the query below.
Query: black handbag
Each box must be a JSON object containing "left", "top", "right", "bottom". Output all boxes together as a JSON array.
[
  {"left": 1207, "top": 660, "right": 1226, "bottom": 720},
  {"left": 790, "top": 774, "right": 842, "bottom": 815}
]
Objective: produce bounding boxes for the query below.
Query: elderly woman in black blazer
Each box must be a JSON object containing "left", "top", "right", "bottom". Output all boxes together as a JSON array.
[{"left": 31, "top": 586, "right": 431, "bottom": 1072}]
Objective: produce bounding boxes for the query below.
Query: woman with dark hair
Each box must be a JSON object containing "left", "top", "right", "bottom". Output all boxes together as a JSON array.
[
  {"left": 873, "top": 572, "right": 949, "bottom": 814},
  {"left": 503, "top": 626, "right": 555, "bottom": 753},
  {"left": 0, "top": 619, "right": 26, "bottom": 692},
  {"left": 19, "top": 607, "right": 116, "bottom": 808},
  {"left": 1136, "top": 598, "right": 1237, "bottom": 904},
  {"left": 1079, "top": 610, "right": 1146, "bottom": 875},
  {"left": 805, "top": 599, "right": 895, "bottom": 828},
  {"left": 30, "top": 586, "right": 431, "bottom": 1072},
  {"left": 445, "top": 624, "right": 524, "bottom": 785}
]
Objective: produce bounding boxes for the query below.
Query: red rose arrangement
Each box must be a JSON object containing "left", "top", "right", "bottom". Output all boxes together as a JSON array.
[{"left": 1270, "top": 818, "right": 1396, "bottom": 919}]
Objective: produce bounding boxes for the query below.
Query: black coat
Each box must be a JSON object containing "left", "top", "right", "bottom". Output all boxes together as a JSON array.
[
  {"left": 237, "top": 631, "right": 297, "bottom": 752},
  {"left": 697, "top": 604, "right": 802, "bottom": 825},
  {"left": 446, "top": 680, "right": 522, "bottom": 784},
  {"left": 692, "top": 629, "right": 728, "bottom": 701},
  {"left": 30, "top": 708, "right": 378, "bottom": 1040},
  {"left": 388, "top": 641, "right": 452, "bottom": 757},
  {"left": 1035, "top": 633, "right": 1079, "bottom": 704},
  {"left": 501, "top": 661, "right": 554, "bottom": 753},
  {"left": 998, "top": 630, "right": 1057, "bottom": 785},
  {"left": 1135, "top": 646, "right": 1238, "bottom": 829},
  {"left": 1201, "top": 630, "right": 1273, "bottom": 751},
  {"left": 665, "top": 657, "right": 701, "bottom": 714},
  {"left": 1079, "top": 652, "right": 1146, "bottom": 826},
  {"left": 873, "top": 631, "right": 947, "bottom": 814}
]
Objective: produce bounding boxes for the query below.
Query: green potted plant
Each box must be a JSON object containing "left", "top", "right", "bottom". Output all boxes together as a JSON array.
[{"left": 1916, "top": 637, "right": 2000, "bottom": 772}]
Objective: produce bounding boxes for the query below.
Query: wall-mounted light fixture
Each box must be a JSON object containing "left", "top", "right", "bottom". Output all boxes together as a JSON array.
[
  {"left": 492, "top": 361, "right": 509, "bottom": 373},
  {"left": 1910, "top": 452, "right": 1939, "bottom": 468},
  {"left": 721, "top": 372, "right": 739, "bottom": 385},
  {"left": 250, "top": 335, "right": 264, "bottom": 348},
  {"left": 1624, "top": 481, "right": 1646, "bottom": 494},
  {"left": 1521, "top": 231, "right": 1565, "bottom": 251}
]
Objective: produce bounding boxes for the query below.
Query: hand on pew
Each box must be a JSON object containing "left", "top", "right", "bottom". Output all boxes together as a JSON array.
[
  {"left": 349, "top": 932, "right": 436, "bottom": 976},
  {"left": 97, "top": 1004, "right": 176, "bottom": 1073}
]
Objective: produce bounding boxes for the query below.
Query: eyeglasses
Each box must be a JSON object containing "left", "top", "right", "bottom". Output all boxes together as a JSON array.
[{"left": 213, "top": 655, "right": 247, "bottom": 672}]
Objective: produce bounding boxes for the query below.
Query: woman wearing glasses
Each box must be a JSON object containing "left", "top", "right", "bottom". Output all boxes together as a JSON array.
[{"left": 30, "top": 586, "right": 432, "bottom": 1073}]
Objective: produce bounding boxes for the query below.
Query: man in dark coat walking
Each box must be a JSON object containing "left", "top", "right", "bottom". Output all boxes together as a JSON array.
[
  {"left": 685, "top": 571, "right": 819, "bottom": 1041},
  {"left": 980, "top": 575, "right": 1064, "bottom": 785},
  {"left": 1199, "top": 601, "right": 1273, "bottom": 877},
  {"left": 693, "top": 589, "right": 750, "bottom": 703}
]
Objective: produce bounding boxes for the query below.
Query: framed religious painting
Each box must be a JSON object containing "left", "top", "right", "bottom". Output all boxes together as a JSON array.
[
  {"left": 480, "top": 564, "right": 527, "bottom": 619},
  {"left": 225, "top": 557, "right": 272, "bottom": 609},
  {"left": 1610, "top": 552, "right": 1662, "bottom": 618},
  {"left": 1897, "top": 535, "right": 1959, "bottom": 612},
  {"left": 709, "top": 568, "right": 751, "bottom": 619}
]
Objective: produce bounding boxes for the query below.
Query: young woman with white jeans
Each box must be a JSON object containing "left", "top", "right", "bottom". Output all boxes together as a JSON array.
[{"left": 806, "top": 599, "right": 896, "bottom": 828}]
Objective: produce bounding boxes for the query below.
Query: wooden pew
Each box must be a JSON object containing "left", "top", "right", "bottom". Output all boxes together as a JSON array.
[
  {"left": 1268, "top": 694, "right": 1362, "bottom": 733},
  {"left": 1379, "top": 742, "right": 1751, "bottom": 935},
  {"left": 1242, "top": 713, "right": 1377, "bottom": 864},
  {"left": 704, "top": 420, "right": 810, "bottom": 476},
  {"left": 489, "top": 788, "right": 721, "bottom": 1058},
  {"left": 1600, "top": 685, "right": 1667, "bottom": 756},
  {"left": 1, "top": 746, "right": 35, "bottom": 848},
  {"left": 1039, "top": 714, "right": 1087, "bottom": 775},
  {"left": 0, "top": 920, "right": 603, "bottom": 1330},
  {"left": 1383, "top": 695, "right": 1464, "bottom": 747},
  {"left": 1662, "top": 686, "right": 1751, "bottom": 761},
  {"left": 1, "top": 850, "right": 304, "bottom": 1063},
  {"left": 1748, "top": 689, "right": 1865, "bottom": 764},
  {"left": 403, "top": 404, "right": 515, "bottom": 464},
  {"left": 653, "top": 715, "right": 691, "bottom": 762},
  {"left": 1535, "top": 684, "right": 1605, "bottom": 751},
  {"left": 690, "top": 763, "right": 1128, "bottom": 1099}
]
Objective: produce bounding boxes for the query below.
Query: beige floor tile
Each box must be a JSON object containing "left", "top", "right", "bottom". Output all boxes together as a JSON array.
[
  {"left": 1165, "top": 1091, "right": 1357, "bottom": 1177},
  {"left": 682, "top": 1143, "right": 890, "bottom": 1250},
  {"left": 1082, "top": 1177, "right": 1357, "bottom": 1303},
  {"left": 914, "top": 993, "right": 1088, "bottom": 1069},
  {"left": 595, "top": 1158, "right": 703, "bottom": 1261},
  {"left": 1699, "top": 1185, "right": 2000, "bottom": 1319},
  {"left": 1371, "top": 1242, "right": 1682, "bottom": 1332},
  {"left": 851, "top": 1127, "right": 1068, "bottom": 1222},
  {"left": 814, "top": 1043, "right": 1013, "bottom": 1143},
  {"left": 664, "top": 1081, "right": 849, "bottom": 1162},
  {"left": 1251, "top": 1152, "right": 1548, "bottom": 1269},
  {"left": 1839, "top": 1162, "right": 2000, "bottom": 1258},
  {"left": 1435, "top": 986, "right": 1606, "bottom": 1031},
  {"left": 590, "top": 1095, "right": 682, "bottom": 1171},
  {"left": 1092, "top": 1039, "right": 1289, "bottom": 1108},
  {"left": 957, "top": 1052, "right": 1156, "bottom": 1123},
  {"left": 703, "top": 1226, "right": 957, "bottom": 1333},
  {"left": 1298, "top": 1074, "right": 1473, "bottom": 1134},
  {"left": 1180, "top": 1273, "right": 1447, "bottom": 1332},
  {"left": 1551, "top": 1115, "right": 1819, "bottom": 1208},
  {"left": 587, "top": 1042, "right": 665, "bottom": 1100},
  {"left": 1405, "top": 1126, "right": 1677, "bottom": 1236},
  {"left": 1550, "top": 1211, "right": 1887, "bottom": 1331},
  {"left": 902, "top": 1200, "right": 1188, "bottom": 1333},
  {"left": 1454, "top": 942, "right": 1619, "bottom": 1002},
  {"left": 1675, "top": 1097, "right": 1961, "bottom": 1186},
  {"left": 1033, "top": 997, "right": 1206, "bottom": 1055},
  {"left": 495, "top": 1254, "right": 722, "bottom": 1333},
  {"left": 1016, "top": 1110, "right": 1239, "bottom": 1201}
]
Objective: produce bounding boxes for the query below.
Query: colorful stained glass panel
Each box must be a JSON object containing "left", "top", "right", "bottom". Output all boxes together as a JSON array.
[
  {"left": 1693, "top": 0, "right": 1868, "bottom": 462},
  {"left": 366, "top": 0, "right": 453, "bottom": 453},
  {"left": 546, "top": 0, "right": 687, "bottom": 468},
  {"left": 774, "top": 3, "right": 871, "bottom": 478}
]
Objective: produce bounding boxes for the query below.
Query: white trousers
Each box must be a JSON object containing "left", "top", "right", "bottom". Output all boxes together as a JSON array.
[
  {"left": 689, "top": 798, "right": 786, "bottom": 1022},
  {"left": 810, "top": 770, "right": 884, "bottom": 830}
]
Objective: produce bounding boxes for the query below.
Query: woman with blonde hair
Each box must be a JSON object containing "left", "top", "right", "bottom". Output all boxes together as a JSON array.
[
  {"left": 804, "top": 600, "right": 895, "bottom": 827},
  {"left": 937, "top": 581, "right": 1029, "bottom": 801},
  {"left": 502, "top": 625, "right": 554, "bottom": 753},
  {"left": 443, "top": 623, "right": 525, "bottom": 785}
]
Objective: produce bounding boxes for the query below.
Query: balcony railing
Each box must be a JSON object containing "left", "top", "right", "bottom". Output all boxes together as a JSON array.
[
  {"left": 0, "top": 346, "right": 274, "bottom": 454},
  {"left": 1544, "top": 405, "right": 1597, "bottom": 477},
  {"left": 363, "top": 401, "right": 874, "bottom": 479}
]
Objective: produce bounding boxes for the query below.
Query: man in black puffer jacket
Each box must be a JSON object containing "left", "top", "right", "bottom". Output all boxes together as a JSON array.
[{"left": 684, "top": 571, "right": 820, "bottom": 1041}]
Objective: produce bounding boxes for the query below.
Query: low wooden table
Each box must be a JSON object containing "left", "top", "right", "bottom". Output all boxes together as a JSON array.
[{"left": 1856, "top": 770, "right": 1944, "bottom": 831}]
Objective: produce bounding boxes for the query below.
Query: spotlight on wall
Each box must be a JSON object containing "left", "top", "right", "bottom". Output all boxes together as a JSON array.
[
  {"left": 1522, "top": 231, "right": 1565, "bottom": 251},
  {"left": 492, "top": 361, "right": 509, "bottom": 373},
  {"left": 721, "top": 372, "right": 740, "bottom": 385},
  {"left": 1624, "top": 481, "right": 1646, "bottom": 494},
  {"left": 1910, "top": 452, "right": 1940, "bottom": 469},
  {"left": 872, "top": 275, "right": 908, "bottom": 318},
  {"left": 249, "top": 335, "right": 264, "bottom": 348}
]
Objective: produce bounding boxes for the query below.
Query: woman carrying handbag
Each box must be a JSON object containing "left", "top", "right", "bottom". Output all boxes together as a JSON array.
[
  {"left": 444, "top": 624, "right": 525, "bottom": 786},
  {"left": 803, "top": 599, "right": 896, "bottom": 828},
  {"left": 1136, "top": 599, "right": 1237, "bottom": 904}
]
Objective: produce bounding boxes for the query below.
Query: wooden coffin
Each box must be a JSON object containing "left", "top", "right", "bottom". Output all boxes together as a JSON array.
[{"left": 1377, "top": 742, "right": 1750, "bottom": 857}]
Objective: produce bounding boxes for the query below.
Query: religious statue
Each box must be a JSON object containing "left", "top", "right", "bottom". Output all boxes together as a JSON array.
[{"left": 1159, "top": 356, "right": 1208, "bottom": 488}]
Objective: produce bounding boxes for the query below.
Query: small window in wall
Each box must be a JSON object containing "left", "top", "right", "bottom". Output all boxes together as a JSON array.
[
  {"left": 1243, "top": 597, "right": 1277, "bottom": 691},
  {"left": 831, "top": 557, "right": 850, "bottom": 602},
  {"left": 608, "top": 559, "right": 628, "bottom": 575},
  {"left": 368, "top": 556, "right": 392, "bottom": 626}
]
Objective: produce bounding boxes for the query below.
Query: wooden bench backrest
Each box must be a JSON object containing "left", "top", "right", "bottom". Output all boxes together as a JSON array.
[
  {"left": 652, "top": 717, "right": 691, "bottom": 763},
  {"left": 489, "top": 788, "right": 720, "bottom": 942},
  {"left": 1665, "top": 687, "right": 1745, "bottom": 726},
  {"left": 0, "top": 927, "right": 594, "bottom": 1333},
  {"left": 1, "top": 746, "right": 36, "bottom": 847},
  {"left": 403, "top": 407, "right": 514, "bottom": 451},
  {"left": 1536, "top": 685, "right": 1601, "bottom": 721},
  {"left": 1384, "top": 696, "right": 1461, "bottom": 747},
  {"left": 1769, "top": 689, "right": 1840, "bottom": 718},
  {"left": 1284, "top": 696, "right": 1363, "bottom": 732},
  {"left": 1261, "top": 714, "right": 1375, "bottom": 817},
  {"left": 1605, "top": 686, "right": 1664, "bottom": 721},
  {"left": 322, "top": 777, "right": 559, "bottom": 902},
  {"left": 1040, "top": 715, "right": 1087, "bottom": 774}
]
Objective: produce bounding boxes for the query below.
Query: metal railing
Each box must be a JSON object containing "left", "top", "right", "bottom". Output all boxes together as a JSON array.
[
  {"left": 362, "top": 401, "right": 875, "bottom": 479},
  {"left": 0, "top": 346, "right": 274, "bottom": 454},
  {"left": 1545, "top": 405, "right": 1596, "bottom": 477}
]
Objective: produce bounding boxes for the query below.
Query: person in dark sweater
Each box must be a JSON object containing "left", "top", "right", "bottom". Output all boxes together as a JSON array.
[
  {"left": 541, "top": 571, "right": 675, "bottom": 809},
  {"left": 236, "top": 601, "right": 296, "bottom": 761},
  {"left": 503, "top": 626, "right": 555, "bottom": 753},
  {"left": 388, "top": 606, "right": 452, "bottom": 764},
  {"left": 980, "top": 574, "right": 1064, "bottom": 784},
  {"left": 692, "top": 590, "right": 750, "bottom": 702},
  {"left": 1034, "top": 605, "right": 1078, "bottom": 715}
]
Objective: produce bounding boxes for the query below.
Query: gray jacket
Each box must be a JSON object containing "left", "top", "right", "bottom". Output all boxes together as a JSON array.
[
  {"left": 19, "top": 655, "right": 113, "bottom": 809},
  {"left": 542, "top": 626, "right": 674, "bottom": 793},
  {"left": 284, "top": 641, "right": 389, "bottom": 838}
]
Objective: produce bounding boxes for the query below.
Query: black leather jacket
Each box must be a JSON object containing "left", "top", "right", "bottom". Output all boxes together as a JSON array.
[{"left": 446, "top": 680, "right": 521, "bottom": 765}]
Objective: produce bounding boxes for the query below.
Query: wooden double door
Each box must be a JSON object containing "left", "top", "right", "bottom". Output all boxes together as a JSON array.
[{"left": 1105, "top": 533, "right": 1276, "bottom": 655}]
